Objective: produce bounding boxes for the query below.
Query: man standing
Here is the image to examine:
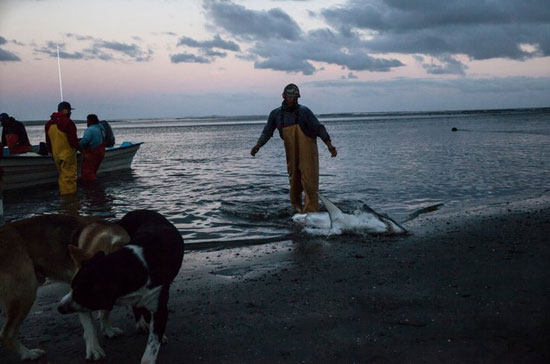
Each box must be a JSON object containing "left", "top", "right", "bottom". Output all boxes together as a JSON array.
[
  {"left": 0, "top": 113, "right": 32, "bottom": 154},
  {"left": 251, "top": 84, "right": 337, "bottom": 213},
  {"left": 80, "top": 114, "right": 106, "bottom": 183},
  {"left": 45, "top": 101, "right": 79, "bottom": 195}
]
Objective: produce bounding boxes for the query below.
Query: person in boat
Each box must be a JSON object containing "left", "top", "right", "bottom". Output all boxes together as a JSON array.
[
  {"left": 250, "top": 83, "right": 337, "bottom": 213},
  {"left": 79, "top": 114, "right": 106, "bottom": 183},
  {"left": 45, "top": 101, "right": 79, "bottom": 195},
  {"left": 0, "top": 113, "right": 32, "bottom": 154},
  {"left": 99, "top": 119, "right": 115, "bottom": 148}
]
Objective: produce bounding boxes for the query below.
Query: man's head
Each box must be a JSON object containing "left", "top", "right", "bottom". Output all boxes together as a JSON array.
[
  {"left": 282, "top": 83, "right": 300, "bottom": 108},
  {"left": 0, "top": 113, "right": 9, "bottom": 126},
  {"left": 87, "top": 114, "right": 99, "bottom": 127},
  {"left": 58, "top": 101, "right": 74, "bottom": 115},
  {"left": 0, "top": 113, "right": 10, "bottom": 125}
]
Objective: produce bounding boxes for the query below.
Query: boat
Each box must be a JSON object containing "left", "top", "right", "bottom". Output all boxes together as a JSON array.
[{"left": 0, "top": 141, "right": 142, "bottom": 191}]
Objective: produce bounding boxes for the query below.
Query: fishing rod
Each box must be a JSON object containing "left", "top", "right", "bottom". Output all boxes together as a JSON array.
[{"left": 56, "top": 45, "right": 64, "bottom": 101}]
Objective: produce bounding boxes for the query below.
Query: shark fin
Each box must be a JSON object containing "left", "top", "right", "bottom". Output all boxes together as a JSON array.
[{"left": 318, "top": 193, "right": 343, "bottom": 229}]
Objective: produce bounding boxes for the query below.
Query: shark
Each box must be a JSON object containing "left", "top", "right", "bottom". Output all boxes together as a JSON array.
[{"left": 292, "top": 194, "right": 442, "bottom": 235}]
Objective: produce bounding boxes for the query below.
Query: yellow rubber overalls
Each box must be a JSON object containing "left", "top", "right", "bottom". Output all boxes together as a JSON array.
[
  {"left": 47, "top": 124, "right": 77, "bottom": 195},
  {"left": 281, "top": 124, "right": 319, "bottom": 213}
]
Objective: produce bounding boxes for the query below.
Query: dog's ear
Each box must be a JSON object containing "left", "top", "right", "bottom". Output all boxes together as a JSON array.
[
  {"left": 111, "top": 229, "right": 131, "bottom": 252},
  {"left": 68, "top": 245, "right": 95, "bottom": 267}
]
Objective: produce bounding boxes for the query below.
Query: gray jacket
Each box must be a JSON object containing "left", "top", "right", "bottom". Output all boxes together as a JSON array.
[{"left": 257, "top": 102, "right": 331, "bottom": 145}]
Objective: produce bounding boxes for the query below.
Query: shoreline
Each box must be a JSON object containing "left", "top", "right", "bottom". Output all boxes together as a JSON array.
[
  {"left": 18, "top": 106, "right": 550, "bottom": 125},
  {"left": 1, "top": 195, "right": 549, "bottom": 363}
]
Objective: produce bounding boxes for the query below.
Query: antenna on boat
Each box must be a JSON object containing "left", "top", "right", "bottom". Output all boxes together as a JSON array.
[{"left": 56, "top": 44, "right": 64, "bottom": 101}]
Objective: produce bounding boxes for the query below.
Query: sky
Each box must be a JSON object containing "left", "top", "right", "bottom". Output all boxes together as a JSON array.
[{"left": 1, "top": 0, "right": 549, "bottom": 120}]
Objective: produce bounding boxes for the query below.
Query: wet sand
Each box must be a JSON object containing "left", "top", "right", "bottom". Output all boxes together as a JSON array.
[{"left": 1, "top": 197, "right": 549, "bottom": 363}]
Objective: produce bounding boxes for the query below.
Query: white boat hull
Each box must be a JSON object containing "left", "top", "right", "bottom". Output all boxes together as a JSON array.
[{"left": 0, "top": 142, "right": 142, "bottom": 191}]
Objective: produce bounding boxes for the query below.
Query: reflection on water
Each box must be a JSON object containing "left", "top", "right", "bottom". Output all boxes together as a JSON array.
[{"left": 5, "top": 109, "right": 550, "bottom": 245}]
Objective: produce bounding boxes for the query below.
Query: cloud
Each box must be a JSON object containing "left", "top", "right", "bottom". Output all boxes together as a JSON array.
[
  {"left": 0, "top": 36, "right": 21, "bottom": 61},
  {"left": 250, "top": 33, "right": 403, "bottom": 74},
  {"left": 321, "top": 0, "right": 550, "bottom": 60},
  {"left": 94, "top": 40, "right": 153, "bottom": 61},
  {"left": 0, "top": 48, "right": 21, "bottom": 61},
  {"left": 341, "top": 72, "right": 358, "bottom": 79},
  {"left": 255, "top": 56, "right": 316, "bottom": 75},
  {"left": 170, "top": 53, "right": 210, "bottom": 64},
  {"left": 204, "top": 0, "right": 302, "bottom": 41},
  {"left": 171, "top": 34, "right": 239, "bottom": 64},
  {"left": 65, "top": 33, "right": 94, "bottom": 41},
  {"left": 33, "top": 35, "right": 153, "bottom": 62},
  {"left": 415, "top": 54, "right": 468, "bottom": 75},
  {"left": 177, "top": 34, "right": 240, "bottom": 51},
  {"left": 204, "top": 0, "right": 404, "bottom": 75},
  {"left": 203, "top": 49, "right": 227, "bottom": 58},
  {"left": 34, "top": 42, "right": 86, "bottom": 59}
]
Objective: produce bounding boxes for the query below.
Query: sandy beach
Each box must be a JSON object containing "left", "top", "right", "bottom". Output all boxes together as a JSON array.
[{"left": 1, "top": 196, "right": 549, "bottom": 364}]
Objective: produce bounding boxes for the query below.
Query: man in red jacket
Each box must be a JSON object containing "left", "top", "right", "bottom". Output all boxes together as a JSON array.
[
  {"left": 45, "top": 101, "right": 79, "bottom": 195},
  {"left": 1, "top": 113, "right": 32, "bottom": 154}
]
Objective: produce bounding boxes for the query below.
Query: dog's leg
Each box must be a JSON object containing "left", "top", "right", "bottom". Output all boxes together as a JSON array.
[
  {"left": 0, "top": 261, "right": 45, "bottom": 360},
  {"left": 133, "top": 306, "right": 151, "bottom": 334},
  {"left": 98, "top": 310, "right": 123, "bottom": 338},
  {"left": 78, "top": 312, "right": 106, "bottom": 360},
  {"left": 140, "top": 285, "right": 170, "bottom": 364},
  {"left": 1, "top": 297, "right": 46, "bottom": 360}
]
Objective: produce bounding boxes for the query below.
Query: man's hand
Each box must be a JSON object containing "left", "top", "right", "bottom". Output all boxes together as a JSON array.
[
  {"left": 326, "top": 142, "right": 337, "bottom": 157},
  {"left": 250, "top": 144, "right": 261, "bottom": 156}
]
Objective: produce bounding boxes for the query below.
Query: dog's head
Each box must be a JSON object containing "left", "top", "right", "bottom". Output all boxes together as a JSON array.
[
  {"left": 74, "top": 223, "right": 130, "bottom": 269},
  {"left": 58, "top": 251, "right": 118, "bottom": 314}
]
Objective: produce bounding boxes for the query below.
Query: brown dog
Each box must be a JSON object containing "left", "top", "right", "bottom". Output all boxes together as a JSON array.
[{"left": 0, "top": 214, "right": 130, "bottom": 361}]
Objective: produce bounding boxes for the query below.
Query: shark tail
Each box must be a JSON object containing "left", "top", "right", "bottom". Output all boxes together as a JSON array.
[{"left": 400, "top": 203, "right": 444, "bottom": 223}]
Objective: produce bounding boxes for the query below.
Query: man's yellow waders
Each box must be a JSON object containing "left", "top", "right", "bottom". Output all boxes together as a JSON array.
[
  {"left": 47, "top": 124, "right": 77, "bottom": 195},
  {"left": 281, "top": 124, "right": 319, "bottom": 213}
]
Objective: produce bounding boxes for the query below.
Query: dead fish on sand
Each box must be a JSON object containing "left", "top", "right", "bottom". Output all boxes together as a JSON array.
[{"left": 292, "top": 194, "right": 442, "bottom": 235}]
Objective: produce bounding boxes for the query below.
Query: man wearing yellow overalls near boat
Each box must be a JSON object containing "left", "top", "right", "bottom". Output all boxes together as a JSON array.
[
  {"left": 251, "top": 84, "right": 337, "bottom": 213},
  {"left": 45, "top": 101, "right": 79, "bottom": 195}
]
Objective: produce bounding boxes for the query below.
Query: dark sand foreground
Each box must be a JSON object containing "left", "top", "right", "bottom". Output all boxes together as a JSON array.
[{"left": 1, "top": 196, "right": 549, "bottom": 364}]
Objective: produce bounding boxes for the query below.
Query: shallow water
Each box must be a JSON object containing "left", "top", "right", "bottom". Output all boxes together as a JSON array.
[{"left": 5, "top": 108, "right": 550, "bottom": 245}]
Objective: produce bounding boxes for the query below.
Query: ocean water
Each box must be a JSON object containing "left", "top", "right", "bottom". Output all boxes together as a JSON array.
[{"left": 5, "top": 108, "right": 550, "bottom": 245}]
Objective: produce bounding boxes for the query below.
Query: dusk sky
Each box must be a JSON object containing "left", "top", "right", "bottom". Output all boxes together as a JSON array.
[{"left": 1, "top": 0, "right": 549, "bottom": 120}]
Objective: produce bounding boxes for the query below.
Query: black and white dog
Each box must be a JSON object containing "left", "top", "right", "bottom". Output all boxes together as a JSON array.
[{"left": 58, "top": 210, "right": 184, "bottom": 364}]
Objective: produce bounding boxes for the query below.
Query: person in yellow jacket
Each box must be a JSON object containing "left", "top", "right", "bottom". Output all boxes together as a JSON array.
[
  {"left": 45, "top": 101, "right": 80, "bottom": 195},
  {"left": 251, "top": 84, "right": 337, "bottom": 213}
]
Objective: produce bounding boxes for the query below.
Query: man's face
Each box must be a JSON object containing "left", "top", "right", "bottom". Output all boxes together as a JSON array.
[{"left": 284, "top": 95, "right": 298, "bottom": 107}]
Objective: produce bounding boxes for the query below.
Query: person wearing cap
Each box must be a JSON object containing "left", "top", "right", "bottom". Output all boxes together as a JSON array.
[
  {"left": 0, "top": 113, "right": 32, "bottom": 154},
  {"left": 45, "top": 101, "right": 79, "bottom": 195},
  {"left": 251, "top": 84, "right": 337, "bottom": 213},
  {"left": 79, "top": 114, "right": 106, "bottom": 183}
]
